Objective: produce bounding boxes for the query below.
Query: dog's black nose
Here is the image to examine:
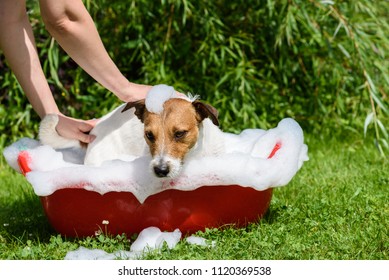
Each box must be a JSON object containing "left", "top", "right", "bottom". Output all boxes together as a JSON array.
[{"left": 153, "top": 165, "right": 170, "bottom": 177}]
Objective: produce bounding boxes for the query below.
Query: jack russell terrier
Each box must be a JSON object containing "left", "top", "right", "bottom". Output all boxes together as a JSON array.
[{"left": 39, "top": 85, "right": 226, "bottom": 178}]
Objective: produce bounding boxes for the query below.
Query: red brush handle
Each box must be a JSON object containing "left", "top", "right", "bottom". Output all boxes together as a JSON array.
[
  {"left": 268, "top": 142, "right": 281, "bottom": 159},
  {"left": 17, "top": 151, "right": 32, "bottom": 176}
]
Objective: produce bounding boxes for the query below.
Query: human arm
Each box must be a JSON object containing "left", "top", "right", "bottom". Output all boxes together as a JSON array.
[
  {"left": 0, "top": 0, "right": 96, "bottom": 143},
  {"left": 38, "top": 0, "right": 152, "bottom": 102},
  {"left": 0, "top": 0, "right": 59, "bottom": 118}
]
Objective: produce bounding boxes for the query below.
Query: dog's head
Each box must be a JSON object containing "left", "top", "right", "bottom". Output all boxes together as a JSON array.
[{"left": 122, "top": 98, "right": 219, "bottom": 178}]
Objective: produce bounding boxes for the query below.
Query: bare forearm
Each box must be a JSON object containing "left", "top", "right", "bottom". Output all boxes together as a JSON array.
[
  {"left": 39, "top": 0, "right": 151, "bottom": 102},
  {"left": 0, "top": 0, "right": 99, "bottom": 143},
  {"left": 0, "top": 0, "right": 59, "bottom": 118}
]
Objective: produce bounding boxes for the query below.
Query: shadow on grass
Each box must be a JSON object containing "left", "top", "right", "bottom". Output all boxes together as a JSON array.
[
  {"left": 0, "top": 190, "right": 55, "bottom": 243},
  {"left": 261, "top": 204, "right": 288, "bottom": 225}
]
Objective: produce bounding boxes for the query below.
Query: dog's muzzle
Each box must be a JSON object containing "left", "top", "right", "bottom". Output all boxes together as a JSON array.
[
  {"left": 153, "top": 164, "right": 170, "bottom": 177},
  {"left": 151, "top": 156, "right": 182, "bottom": 178}
]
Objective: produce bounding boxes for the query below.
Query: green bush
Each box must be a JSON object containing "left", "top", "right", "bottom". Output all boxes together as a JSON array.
[{"left": 0, "top": 0, "right": 388, "bottom": 153}]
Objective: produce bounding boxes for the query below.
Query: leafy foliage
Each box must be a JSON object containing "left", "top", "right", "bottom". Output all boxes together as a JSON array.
[{"left": 0, "top": 0, "right": 388, "bottom": 154}]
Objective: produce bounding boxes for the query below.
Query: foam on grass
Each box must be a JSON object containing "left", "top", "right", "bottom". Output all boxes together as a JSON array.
[{"left": 65, "top": 227, "right": 183, "bottom": 260}]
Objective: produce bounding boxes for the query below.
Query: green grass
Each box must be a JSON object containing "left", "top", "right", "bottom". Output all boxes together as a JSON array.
[{"left": 0, "top": 136, "right": 387, "bottom": 260}]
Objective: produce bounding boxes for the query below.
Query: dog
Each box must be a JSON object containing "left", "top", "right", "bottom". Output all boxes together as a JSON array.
[{"left": 39, "top": 85, "right": 226, "bottom": 178}]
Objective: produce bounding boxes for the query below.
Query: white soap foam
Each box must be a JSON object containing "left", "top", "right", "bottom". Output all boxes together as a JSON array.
[
  {"left": 186, "top": 236, "right": 216, "bottom": 247},
  {"left": 64, "top": 246, "right": 114, "bottom": 260},
  {"left": 64, "top": 227, "right": 183, "bottom": 260},
  {"left": 144, "top": 84, "right": 199, "bottom": 114},
  {"left": 145, "top": 84, "right": 177, "bottom": 114},
  {"left": 64, "top": 246, "right": 143, "bottom": 260},
  {"left": 130, "top": 227, "right": 182, "bottom": 252},
  {"left": 3, "top": 118, "right": 308, "bottom": 203},
  {"left": 3, "top": 137, "right": 40, "bottom": 172}
]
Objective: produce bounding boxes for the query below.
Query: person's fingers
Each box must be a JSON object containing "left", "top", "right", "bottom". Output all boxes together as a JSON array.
[
  {"left": 56, "top": 114, "right": 97, "bottom": 143},
  {"left": 77, "top": 119, "right": 98, "bottom": 143},
  {"left": 86, "top": 118, "right": 99, "bottom": 127},
  {"left": 78, "top": 121, "right": 94, "bottom": 133},
  {"left": 76, "top": 131, "right": 96, "bottom": 144}
]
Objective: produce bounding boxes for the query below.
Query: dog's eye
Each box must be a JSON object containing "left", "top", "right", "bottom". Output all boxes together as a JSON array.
[
  {"left": 145, "top": 131, "right": 155, "bottom": 142},
  {"left": 174, "top": 130, "right": 187, "bottom": 140}
]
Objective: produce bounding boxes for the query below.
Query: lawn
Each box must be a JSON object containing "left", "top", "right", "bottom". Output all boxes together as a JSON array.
[{"left": 0, "top": 135, "right": 387, "bottom": 260}]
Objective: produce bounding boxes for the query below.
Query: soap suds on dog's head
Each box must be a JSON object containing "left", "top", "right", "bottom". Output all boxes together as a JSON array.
[
  {"left": 144, "top": 84, "right": 199, "bottom": 114},
  {"left": 145, "top": 85, "right": 177, "bottom": 114}
]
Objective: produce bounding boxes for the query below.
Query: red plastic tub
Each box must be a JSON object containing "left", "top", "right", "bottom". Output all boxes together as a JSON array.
[{"left": 17, "top": 144, "right": 280, "bottom": 237}]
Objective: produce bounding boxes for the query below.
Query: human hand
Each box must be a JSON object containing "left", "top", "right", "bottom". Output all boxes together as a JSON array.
[{"left": 56, "top": 114, "right": 98, "bottom": 144}]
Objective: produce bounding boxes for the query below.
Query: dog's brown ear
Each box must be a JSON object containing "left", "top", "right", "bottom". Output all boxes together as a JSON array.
[
  {"left": 192, "top": 100, "right": 219, "bottom": 126},
  {"left": 122, "top": 99, "right": 146, "bottom": 122}
]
